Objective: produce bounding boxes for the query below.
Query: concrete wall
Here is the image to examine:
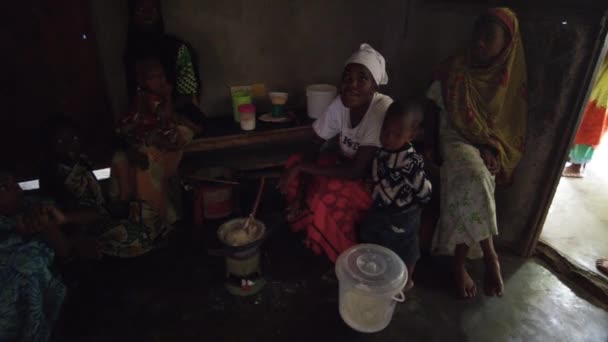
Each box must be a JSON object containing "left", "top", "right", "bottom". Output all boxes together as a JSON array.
[
  {"left": 162, "top": 0, "right": 481, "bottom": 115},
  {"left": 89, "top": 0, "right": 607, "bottom": 253}
]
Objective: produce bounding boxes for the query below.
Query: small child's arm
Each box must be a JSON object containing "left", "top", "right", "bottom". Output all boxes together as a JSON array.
[{"left": 403, "top": 158, "right": 432, "bottom": 205}]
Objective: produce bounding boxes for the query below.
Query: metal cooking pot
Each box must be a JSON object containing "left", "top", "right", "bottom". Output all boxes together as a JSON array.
[{"left": 209, "top": 218, "right": 270, "bottom": 258}]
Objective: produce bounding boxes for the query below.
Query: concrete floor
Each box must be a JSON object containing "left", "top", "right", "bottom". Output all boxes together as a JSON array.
[
  {"left": 52, "top": 183, "right": 608, "bottom": 342},
  {"left": 541, "top": 144, "right": 608, "bottom": 279}
]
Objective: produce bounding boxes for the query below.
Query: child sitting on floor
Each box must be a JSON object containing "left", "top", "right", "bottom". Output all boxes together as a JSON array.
[
  {"left": 39, "top": 112, "right": 180, "bottom": 258},
  {"left": 359, "top": 100, "right": 432, "bottom": 292},
  {"left": 112, "top": 57, "right": 197, "bottom": 206}
]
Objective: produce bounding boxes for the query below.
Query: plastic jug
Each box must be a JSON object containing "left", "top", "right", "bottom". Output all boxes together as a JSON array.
[{"left": 335, "top": 244, "right": 407, "bottom": 333}]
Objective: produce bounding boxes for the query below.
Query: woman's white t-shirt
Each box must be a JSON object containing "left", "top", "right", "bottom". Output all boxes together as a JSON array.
[{"left": 312, "top": 93, "right": 393, "bottom": 159}]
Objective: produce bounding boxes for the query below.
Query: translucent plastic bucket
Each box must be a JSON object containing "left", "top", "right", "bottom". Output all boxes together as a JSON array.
[
  {"left": 336, "top": 244, "right": 407, "bottom": 333},
  {"left": 306, "top": 84, "right": 337, "bottom": 119}
]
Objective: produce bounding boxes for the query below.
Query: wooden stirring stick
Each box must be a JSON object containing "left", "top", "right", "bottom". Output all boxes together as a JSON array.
[{"left": 243, "top": 177, "right": 266, "bottom": 234}]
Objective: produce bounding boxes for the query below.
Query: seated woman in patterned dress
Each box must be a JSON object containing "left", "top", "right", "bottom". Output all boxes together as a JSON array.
[{"left": 426, "top": 8, "right": 528, "bottom": 298}]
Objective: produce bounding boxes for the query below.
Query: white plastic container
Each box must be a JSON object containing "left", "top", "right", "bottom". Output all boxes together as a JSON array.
[
  {"left": 238, "top": 104, "right": 256, "bottom": 131},
  {"left": 335, "top": 244, "right": 407, "bottom": 333},
  {"left": 306, "top": 84, "right": 337, "bottom": 119}
]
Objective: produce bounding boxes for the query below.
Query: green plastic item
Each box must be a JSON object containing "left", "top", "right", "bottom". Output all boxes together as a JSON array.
[{"left": 232, "top": 91, "right": 252, "bottom": 122}]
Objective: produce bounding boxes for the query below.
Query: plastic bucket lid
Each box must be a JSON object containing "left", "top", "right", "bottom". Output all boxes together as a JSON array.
[{"left": 336, "top": 244, "right": 407, "bottom": 295}]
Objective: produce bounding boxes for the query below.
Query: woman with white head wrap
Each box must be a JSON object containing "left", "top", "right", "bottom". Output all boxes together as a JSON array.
[
  {"left": 279, "top": 43, "right": 393, "bottom": 263},
  {"left": 345, "top": 43, "right": 389, "bottom": 86}
]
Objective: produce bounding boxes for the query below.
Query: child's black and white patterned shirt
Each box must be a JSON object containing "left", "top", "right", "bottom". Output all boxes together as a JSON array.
[{"left": 372, "top": 144, "right": 432, "bottom": 213}]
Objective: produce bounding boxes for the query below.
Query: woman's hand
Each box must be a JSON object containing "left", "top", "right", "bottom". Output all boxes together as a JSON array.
[
  {"left": 480, "top": 147, "right": 500, "bottom": 175},
  {"left": 279, "top": 165, "right": 300, "bottom": 195}
]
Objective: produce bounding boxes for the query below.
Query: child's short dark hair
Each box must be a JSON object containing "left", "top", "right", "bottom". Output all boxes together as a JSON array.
[{"left": 386, "top": 99, "right": 424, "bottom": 129}]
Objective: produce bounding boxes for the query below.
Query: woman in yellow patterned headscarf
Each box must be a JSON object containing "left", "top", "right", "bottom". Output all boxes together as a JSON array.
[
  {"left": 427, "top": 8, "right": 527, "bottom": 299},
  {"left": 441, "top": 7, "right": 527, "bottom": 184}
]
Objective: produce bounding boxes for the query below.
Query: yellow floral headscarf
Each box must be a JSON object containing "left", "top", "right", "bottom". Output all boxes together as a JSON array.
[{"left": 441, "top": 7, "right": 528, "bottom": 184}]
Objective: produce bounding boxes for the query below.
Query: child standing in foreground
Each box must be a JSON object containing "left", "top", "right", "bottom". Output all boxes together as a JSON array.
[{"left": 360, "top": 101, "right": 432, "bottom": 291}]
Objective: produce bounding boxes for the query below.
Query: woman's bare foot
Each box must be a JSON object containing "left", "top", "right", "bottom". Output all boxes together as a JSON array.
[
  {"left": 484, "top": 256, "right": 504, "bottom": 297},
  {"left": 455, "top": 265, "right": 477, "bottom": 298},
  {"left": 562, "top": 163, "right": 584, "bottom": 178},
  {"left": 596, "top": 257, "right": 608, "bottom": 275}
]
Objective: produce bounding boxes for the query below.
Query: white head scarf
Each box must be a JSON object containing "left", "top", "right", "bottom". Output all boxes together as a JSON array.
[{"left": 345, "top": 43, "right": 389, "bottom": 86}]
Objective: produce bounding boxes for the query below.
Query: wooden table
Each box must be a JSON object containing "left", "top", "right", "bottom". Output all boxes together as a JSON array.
[
  {"left": 184, "top": 116, "right": 315, "bottom": 153},
  {"left": 182, "top": 115, "right": 315, "bottom": 173}
]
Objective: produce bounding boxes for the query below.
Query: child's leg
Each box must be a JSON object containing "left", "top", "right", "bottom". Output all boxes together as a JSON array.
[
  {"left": 358, "top": 211, "right": 386, "bottom": 245},
  {"left": 405, "top": 261, "right": 417, "bottom": 292},
  {"left": 388, "top": 208, "right": 422, "bottom": 293}
]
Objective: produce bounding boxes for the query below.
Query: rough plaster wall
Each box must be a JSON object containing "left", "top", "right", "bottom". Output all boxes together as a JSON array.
[
  {"left": 162, "top": 0, "right": 481, "bottom": 115},
  {"left": 88, "top": 0, "right": 480, "bottom": 117},
  {"left": 89, "top": 0, "right": 128, "bottom": 120}
]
